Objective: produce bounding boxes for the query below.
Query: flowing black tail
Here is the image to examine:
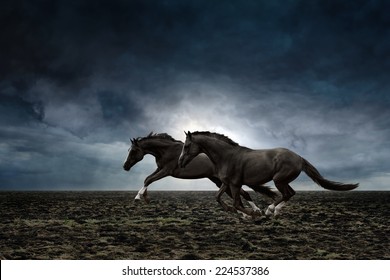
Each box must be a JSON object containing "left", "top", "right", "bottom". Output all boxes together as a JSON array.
[
  {"left": 248, "top": 185, "right": 278, "bottom": 200},
  {"left": 302, "top": 158, "right": 359, "bottom": 191}
]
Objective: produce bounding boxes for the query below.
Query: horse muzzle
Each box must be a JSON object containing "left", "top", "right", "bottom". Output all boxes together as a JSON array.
[{"left": 123, "top": 162, "right": 132, "bottom": 171}]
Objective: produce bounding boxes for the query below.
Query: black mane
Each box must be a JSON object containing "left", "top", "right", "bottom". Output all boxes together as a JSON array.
[
  {"left": 136, "top": 132, "right": 182, "bottom": 143},
  {"left": 191, "top": 131, "right": 239, "bottom": 146}
]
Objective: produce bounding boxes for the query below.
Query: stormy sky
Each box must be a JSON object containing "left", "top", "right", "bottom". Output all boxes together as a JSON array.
[{"left": 1, "top": 0, "right": 389, "bottom": 191}]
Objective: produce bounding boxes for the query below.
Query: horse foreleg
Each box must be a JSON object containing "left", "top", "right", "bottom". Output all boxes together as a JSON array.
[
  {"left": 135, "top": 168, "right": 168, "bottom": 204},
  {"left": 239, "top": 188, "right": 262, "bottom": 214},
  {"left": 135, "top": 186, "right": 147, "bottom": 201},
  {"left": 231, "top": 186, "right": 254, "bottom": 217},
  {"left": 216, "top": 184, "right": 236, "bottom": 213}
]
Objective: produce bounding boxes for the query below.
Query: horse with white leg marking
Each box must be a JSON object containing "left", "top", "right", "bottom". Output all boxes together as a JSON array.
[
  {"left": 178, "top": 131, "right": 359, "bottom": 217},
  {"left": 123, "top": 132, "right": 277, "bottom": 214}
]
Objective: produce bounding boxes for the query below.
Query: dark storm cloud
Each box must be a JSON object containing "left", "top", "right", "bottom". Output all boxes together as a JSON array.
[
  {"left": 97, "top": 91, "right": 142, "bottom": 124},
  {"left": 2, "top": 0, "right": 389, "bottom": 99},
  {"left": 0, "top": 94, "right": 44, "bottom": 125},
  {"left": 1, "top": 0, "right": 201, "bottom": 87},
  {"left": 1, "top": 0, "right": 389, "bottom": 190}
]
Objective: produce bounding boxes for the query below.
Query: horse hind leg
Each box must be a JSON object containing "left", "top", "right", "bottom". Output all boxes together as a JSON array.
[
  {"left": 274, "top": 183, "right": 296, "bottom": 216},
  {"left": 265, "top": 189, "right": 284, "bottom": 216},
  {"left": 265, "top": 196, "right": 283, "bottom": 216},
  {"left": 266, "top": 166, "right": 300, "bottom": 216},
  {"left": 266, "top": 182, "right": 296, "bottom": 217},
  {"left": 274, "top": 201, "right": 286, "bottom": 216}
]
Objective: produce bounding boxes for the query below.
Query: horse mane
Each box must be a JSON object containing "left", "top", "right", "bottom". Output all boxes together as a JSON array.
[
  {"left": 191, "top": 131, "right": 239, "bottom": 146},
  {"left": 136, "top": 132, "right": 182, "bottom": 143}
]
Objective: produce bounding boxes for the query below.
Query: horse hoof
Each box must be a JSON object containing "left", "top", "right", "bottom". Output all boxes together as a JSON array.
[
  {"left": 245, "top": 216, "right": 253, "bottom": 220},
  {"left": 241, "top": 213, "right": 252, "bottom": 220},
  {"left": 274, "top": 211, "right": 281, "bottom": 218},
  {"left": 253, "top": 210, "right": 263, "bottom": 217}
]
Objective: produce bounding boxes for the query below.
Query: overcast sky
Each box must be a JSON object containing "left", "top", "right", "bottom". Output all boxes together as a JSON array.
[{"left": 1, "top": 0, "right": 389, "bottom": 191}]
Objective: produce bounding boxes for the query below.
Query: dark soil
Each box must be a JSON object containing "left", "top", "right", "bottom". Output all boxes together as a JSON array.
[{"left": 0, "top": 191, "right": 389, "bottom": 260}]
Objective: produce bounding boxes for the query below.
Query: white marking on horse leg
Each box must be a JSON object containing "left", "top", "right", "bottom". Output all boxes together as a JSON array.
[
  {"left": 265, "top": 204, "right": 275, "bottom": 216},
  {"left": 238, "top": 210, "right": 252, "bottom": 220},
  {"left": 274, "top": 201, "right": 286, "bottom": 216},
  {"left": 134, "top": 186, "right": 147, "bottom": 200},
  {"left": 139, "top": 186, "right": 147, "bottom": 195},
  {"left": 248, "top": 201, "right": 261, "bottom": 213}
]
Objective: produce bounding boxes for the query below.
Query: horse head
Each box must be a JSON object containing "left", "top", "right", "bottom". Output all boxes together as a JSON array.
[
  {"left": 123, "top": 138, "right": 145, "bottom": 171},
  {"left": 178, "top": 131, "right": 202, "bottom": 168}
]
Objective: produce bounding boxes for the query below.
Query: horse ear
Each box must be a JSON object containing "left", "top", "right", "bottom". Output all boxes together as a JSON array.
[
  {"left": 187, "top": 131, "right": 192, "bottom": 139},
  {"left": 131, "top": 138, "right": 139, "bottom": 146},
  {"left": 130, "top": 138, "right": 134, "bottom": 144},
  {"left": 184, "top": 131, "right": 187, "bottom": 136}
]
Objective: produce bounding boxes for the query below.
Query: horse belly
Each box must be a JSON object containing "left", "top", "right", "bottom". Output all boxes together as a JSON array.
[
  {"left": 242, "top": 166, "right": 273, "bottom": 185},
  {"left": 241, "top": 156, "right": 275, "bottom": 185}
]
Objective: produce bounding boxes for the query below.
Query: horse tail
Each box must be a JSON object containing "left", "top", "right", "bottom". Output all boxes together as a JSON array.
[
  {"left": 248, "top": 185, "right": 278, "bottom": 200},
  {"left": 301, "top": 158, "right": 358, "bottom": 191}
]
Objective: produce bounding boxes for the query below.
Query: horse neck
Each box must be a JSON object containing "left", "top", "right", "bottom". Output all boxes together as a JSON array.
[
  {"left": 195, "top": 136, "right": 236, "bottom": 166},
  {"left": 139, "top": 139, "right": 179, "bottom": 158}
]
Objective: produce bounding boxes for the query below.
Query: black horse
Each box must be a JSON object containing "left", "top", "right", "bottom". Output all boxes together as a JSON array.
[
  {"left": 123, "top": 132, "right": 277, "bottom": 214},
  {"left": 179, "top": 131, "right": 358, "bottom": 217}
]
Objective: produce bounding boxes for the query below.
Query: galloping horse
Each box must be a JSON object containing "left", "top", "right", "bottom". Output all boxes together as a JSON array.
[
  {"left": 178, "top": 131, "right": 358, "bottom": 217},
  {"left": 123, "top": 132, "right": 277, "bottom": 212}
]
